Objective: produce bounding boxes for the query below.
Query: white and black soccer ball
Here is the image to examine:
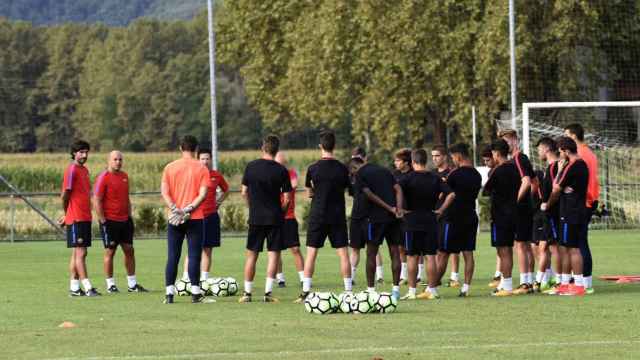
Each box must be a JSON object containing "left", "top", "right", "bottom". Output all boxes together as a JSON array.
[
  {"left": 225, "top": 277, "right": 238, "bottom": 296},
  {"left": 374, "top": 292, "right": 398, "bottom": 314},
  {"left": 350, "top": 291, "right": 374, "bottom": 314},
  {"left": 200, "top": 279, "right": 212, "bottom": 296},
  {"left": 338, "top": 292, "right": 355, "bottom": 313},
  {"left": 304, "top": 292, "right": 338, "bottom": 314},
  {"left": 175, "top": 279, "right": 191, "bottom": 296},
  {"left": 210, "top": 278, "right": 230, "bottom": 297}
]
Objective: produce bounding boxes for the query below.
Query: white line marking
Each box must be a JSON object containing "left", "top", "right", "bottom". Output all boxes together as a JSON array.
[{"left": 42, "top": 340, "right": 640, "bottom": 360}]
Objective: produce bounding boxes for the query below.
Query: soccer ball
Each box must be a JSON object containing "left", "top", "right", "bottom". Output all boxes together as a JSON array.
[
  {"left": 338, "top": 292, "right": 355, "bottom": 313},
  {"left": 175, "top": 279, "right": 191, "bottom": 296},
  {"left": 304, "top": 292, "right": 338, "bottom": 314},
  {"left": 374, "top": 292, "right": 398, "bottom": 314},
  {"left": 210, "top": 278, "right": 230, "bottom": 297},
  {"left": 225, "top": 277, "right": 238, "bottom": 296},
  {"left": 350, "top": 291, "right": 375, "bottom": 314}
]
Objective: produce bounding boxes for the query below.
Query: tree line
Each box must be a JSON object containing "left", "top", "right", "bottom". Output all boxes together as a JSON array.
[{"left": 1, "top": 0, "right": 638, "bottom": 154}]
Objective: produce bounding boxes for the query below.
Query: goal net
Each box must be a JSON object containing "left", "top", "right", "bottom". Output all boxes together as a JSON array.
[{"left": 497, "top": 101, "right": 640, "bottom": 229}]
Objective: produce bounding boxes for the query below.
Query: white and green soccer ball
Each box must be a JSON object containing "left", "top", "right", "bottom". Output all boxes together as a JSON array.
[
  {"left": 350, "top": 291, "right": 375, "bottom": 314},
  {"left": 304, "top": 292, "right": 339, "bottom": 314},
  {"left": 338, "top": 292, "right": 355, "bottom": 313},
  {"left": 210, "top": 278, "right": 230, "bottom": 297},
  {"left": 374, "top": 292, "right": 398, "bottom": 314},
  {"left": 175, "top": 278, "right": 191, "bottom": 296},
  {"left": 201, "top": 277, "right": 222, "bottom": 296},
  {"left": 225, "top": 277, "right": 238, "bottom": 296}
]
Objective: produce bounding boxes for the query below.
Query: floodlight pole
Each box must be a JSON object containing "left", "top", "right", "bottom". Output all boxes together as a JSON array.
[
  {"left": 207, "top": 0, "right": 218, "bottom": 170},
  {"left": 472, "top": 106, "right": 477, "bottom": 167},
  {"left": 509, "top": 0, "right": 517, "bottom": 130}
]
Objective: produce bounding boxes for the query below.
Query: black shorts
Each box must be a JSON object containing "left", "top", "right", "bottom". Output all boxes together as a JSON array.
[
  {"left": 202, "top": 213, "right": 221, "bottom": 248},
  {"left": 349, "top": 218, "right": 367, "bottom": 249},
  {"left": 306, "top": 222, "right": 348, "bottom": 249},
  {"left": 247, "top": 225, "right": 282, "bottom": 252},
  {"left": 439, "top": 217, "right": 478, "bottom": 253},
  {"left": 515, "top": 212, "right": 533, "bottom": 242},
  {"left": 100, "top": 219, "right": 133, "bottom": 249},
  {"left": 559, "top": 221, "right": 586, "bottom": 248},
  {"left": 67, "top": 221, "right": 92, "bottom": 248},
  {"left": 282, "top": 219, "right": 300, "bottom": 249},
  {"left": 367, "top": 221, "right": 402, "bottom": 247},
  {"left": 404, "top": 230, "right": 437, "bottom": 256},
  {"left": 533, "top": 212, "right": 559, "bottom": 244},
  {"left": 491, "top": 222, "right": 515, "bottom": 248}
]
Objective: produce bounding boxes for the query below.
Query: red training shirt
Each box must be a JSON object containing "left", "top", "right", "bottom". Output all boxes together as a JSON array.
[
  {"left": 94, "top": 170, "right": 131, "bottom": 222},
  {"left": 62, "top": 163, "right": 92, "bottom": 225},
  {"left": 281, "top": 168, "right": 297, "bottom": 220},
  {"left": 577, "top": 144, "right": 600, "bottom": 208},
  {"left": 201, "top": 169, "right": 230, "bottom": 216}
]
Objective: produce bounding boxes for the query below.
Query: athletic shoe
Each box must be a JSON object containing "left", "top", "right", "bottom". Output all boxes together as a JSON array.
[
  {"left": 446, "top": 280, "right": 461, "bottom": 288},
  {"left": 192, "top": 293, "right": 216, "bottom": 303},
  {"left": 488, "top": 276, "right": 501, "bottom": 288},
  {"left": 559, "top": 284, "right": 585, "bottom": 296},
  {"left": 263, "top": 292, "right": 279, "bottom": 303},
  {"left": 458, "top": 290, "right": 469, "bottom": 298},
  {"left": 539, "top": 282, "right": 552, "bottom": 292},
  {"left": 391, "top": 289, "right": 401, "bottom": 300},
  {"left": 128, "top": 284, "right": 149, "bottom": 293},
  {"left": 400, "top": 292, "right": 416, "bottom": 300},
  {"left": 278, "top": 281, "right": 286, "bottom": 288},
  {"left": 585, "top": 287, "right": 595, "bottom": 295},
  {"left": 533, "top": 282, "right": 541, "bottom": 293},
  {"left": 107, "top": 285, "right": 119, "bottom": 293},
  {"left": 512, "top": 284, "right": 531, "bottom": 295},
  {"left": 548, "top": 277, "right": 559, "bottom": 287},
  {"left": 416, "top": 291, "right": 440, "bottom": 300},
  {"left": 491, "top": 289, "right": 513, "bottom": 297},
  {"left": 85, "top": 288, "right": 101, "bottom": 297},
  {"left": 238, "top": 292, "right": 252, "bottom": 303},
  {"left": 293, "top": 292, "right": 309, "bottom": 304},
  {"left": 163, "top": 294, "right": 174, "bottom": 304},
  {"left": 69, "top": 289, "right": 84, "bottom": 297},
  {"left": 545, "top": 283, "right": 568, "bottom": 295}
]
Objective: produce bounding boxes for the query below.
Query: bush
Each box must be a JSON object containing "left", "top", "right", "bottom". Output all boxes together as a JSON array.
[
  {"left": 220, "top": 203, "right": 247, "bottom": 232},
  {"left": 300, "top": 201, "right": 311, "bottom": 231},
  {"left": 136, "top": 204, "right": 162, "bottom": 233}
]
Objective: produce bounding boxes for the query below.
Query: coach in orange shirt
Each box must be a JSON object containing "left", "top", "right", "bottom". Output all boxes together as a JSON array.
[
  {"left": 94, "top": 151, "right": 148, "bottom": 294},
  {"left": 161, "top": 136, "right": 212, "bottom": 304},
  {"left": 564, "top": 123, "right": 599, "bottom": 293},
  {"left": 60, "top": 140, "right": 100, "bottom": 297}
]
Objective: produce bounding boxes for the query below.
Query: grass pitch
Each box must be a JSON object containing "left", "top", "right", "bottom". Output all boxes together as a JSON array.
[{"left": 1, "top": 230, "right": 639, "bottom": 360}]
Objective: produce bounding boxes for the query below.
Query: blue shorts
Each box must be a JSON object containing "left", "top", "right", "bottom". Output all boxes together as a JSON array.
[
  {"left": 202, "top": 213, "right": 221, "bottom": 248},
  {"left": 67, "top": 221, "right": 92, "bottom": 248}
]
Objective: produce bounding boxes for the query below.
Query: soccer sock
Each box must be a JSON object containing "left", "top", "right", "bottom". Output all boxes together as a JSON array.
[
  {"left": 166, "top": 285, "right": 175, "bottom": 295},
  {"left": 408, "top": 287, "right": 416, "bottom": 295},
  {"left": 555, "top": 273, "right": 562, "bottom": 284},
  {"left": 502, "top": 277, "right": 513, "bottom": 291},
  {"left": 519, "top": 273, "right": 527, "bottom": 285},
  {"left": 343, "top": 278, "right": 353, "bottom": 292},
  {"left": 418, "top": 264, "right": 425, "bottom": 280},
  {"left": 201, "top": 272, "right": 209, "bottom": 281},
  {"left": 190, "top": 284, "right": 201, "bottom": 295},
  {"left": 302, "top": 277, "right": 312, "bottom": 292},
  {"left": 392, "top": 285, "right": 400, "bottom": 293},
  {"left": 527, "top": 272, "right": 534, "bottom": 284},
  {"left": 584, "top": 276, "right": 593, "bottom": 288},
  {"left": 81, "top": 278, "right": 93, "bottom": 291},
  {"left": 182, "top": 271, "right": 189, "bottom": 280},
  {"left": 70, "top": 279, "right": 80, "bottom": 291},
  {"left": 450, "top": 272, "right": 459, "bottom": 281},
  {"left": 376, "top": 265, "right": 384, "bottom": 280},
  {"left": 494, "top": 271, "right": 502, "bottom": 278},
  {"left": 244, "top": 281, "right": 253, "bottom": 295},
  {"left": 461, "top": 283, "right": 470, "bottom": 293},
  {"left": 297, "top": 271, "right": 304, "bottom": 282},
  {"left": 535, "top": 271, "right": 544, "bottom": 283},
  {"left": 400, "top": 262, "right": 407, "bottom": 279},
  {"left": 574, "top": 274, "right": 584, "bottom": 288},
  {"left": 367, "top": 287, "right": 376, "bottom": 292},
  {"left": 427, "top": 287, "right": 439, "bottom": 296},
  {"left": 127, "top": 275, "right": 137, "bottom": 288},
  {"left": 106, "top": 277, "right": 115, "bottom": 288},
  {"left": 561, "top": 273, "right": 571, "bottom": 285},
  {"left": 276, "top": 272, "right": 285, "bottom": 282},
  {"left": 265, "top": 277, "right": 275, "bottom": 294}
]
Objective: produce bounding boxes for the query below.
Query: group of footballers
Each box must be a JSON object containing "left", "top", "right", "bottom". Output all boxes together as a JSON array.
[{"left": 60, "top": 123, "right": 599, "bottom": 303}]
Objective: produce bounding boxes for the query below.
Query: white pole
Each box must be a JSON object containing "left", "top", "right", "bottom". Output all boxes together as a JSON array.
[
  {"left": 522, "top": 103, "right": 530, "bottom": 157},
  {"left": 472, "top": 106, "right": 477, "bottom": 167},
  {"left": 207, "top": 0, "right": 218, "bottom": 170},
  {"left": 509, "top": 0, "right": 517, "bottom": 129}
]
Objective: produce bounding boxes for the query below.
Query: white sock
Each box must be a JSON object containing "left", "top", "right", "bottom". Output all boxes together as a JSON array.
[
  {"left": 70, "top": 279, "right": 80, "bottom": 291},
  {"left": 106, "top": 277, "right": 115, "bottom": 288},
  {"left": 276, "top": 272, "right": 285, "bottom": 282},
  {"left": 166, "top": 285, "right": 176, "bottom": 295},
  {"left": 297, "top": 271, "right": 304, "bottom": 282},
  {"left": 201, "top": 272, "right": 209, "bottom": 281},
  {"left": 408, "top": 287, "right": 416, "bottom": 295},
  {"left": 376, "top": 265, "right": 384, "bottom": 280},
  {"left": 367, "top": 287, "right": 376, "bottom": 292},
  {"left": 182, "top": 271, "right": 189, "bottom": 280},
  {"left": 502, "top": 277, "right": 513, "bottom": 291},
  {"left": 555, "top": 273, "right": 562, "bottom": 284},
  {"left": 302, "top": 277, "right": 312, "bottom": 292},
  {"left": 265, "top": 277, "right": 275, "bottom": 294},
  {"left": 527, "top": 272, "right": 534, "bottom": 284},
  {"left": 81, "top": 279, "right": 93, "bottom": 291},
  {"left": 461, "top": 283, "right": 470, "bottom": 293},
  {"left": 494, "top": 271, "right": 502, "bottom": 278},
  {"left": 392, "top": 285, "right": 400, "bottom": 293},
  {"left": 584, "top": 276, "right": 592, "bottom": 289},
  {"left": 343, "top": 278, "right": 352, "bottom": 292},
  {"left": 561, "top": 273, "right": 571, "bottom": 285},
  {"left": 519, "top": 273, "right": 527, "bottom": 285},
  {"left": 427, "top": 287, "right": 438, "bottom": 296},
  {"left": 127, "top": 275, "right": 137, "bottom": 288},
  {"left": 450, "top": 272, "right": 459, "bottom": 281},
  {"left": 244, "top": 281, "right": 253, "bottom": 294},
  {"left": 191, "top": 284, "right": 201, "bottom": 295},
  {"left": 418, "top": 264, "right": 426, "bottom": 280},
  {"left": 541, "top": 271, "right": 549, "bottom": 284},
  {"left": 400, "top": 262, "right": 407, "bottom": 279},
  {"left": 574, "top": 274, "right": 584, "bottom": 287},
  {"left": 535, "top": 271, "right": 544, "bottom": 283}
]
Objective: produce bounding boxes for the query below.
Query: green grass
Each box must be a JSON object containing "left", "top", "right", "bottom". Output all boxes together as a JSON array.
[{"left": 1, "top": 231, "right": 639, "bottom": 360}]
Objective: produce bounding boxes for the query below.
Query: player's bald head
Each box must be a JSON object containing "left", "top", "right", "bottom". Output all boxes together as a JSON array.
[
  {"left": 275, "top": 151, "right": 287, "bottom": 165},
  {"left": 108, "top": 150, "right": 123, "bottom": 171}
]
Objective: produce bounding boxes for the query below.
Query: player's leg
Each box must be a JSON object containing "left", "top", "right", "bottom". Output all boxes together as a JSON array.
[
  {"left": 493, "top": 246, "right": 513, "bottom": 295},
  {"left": 348, "top": 218, "right": 365, "bottom": 284},
  {"left": 201, "top": 247, "right": 212, "bottom": 280},
  {"left": 298, "top": 246, "right": 318, "bottom": 300},
  {"left": 567, "top": 247, "right": 585, "bottom": 295},
  {"left": 417, "top": 255, "right": 426, "bottom": 285},
  {"left": 350, "top": 247, "right": 360, "bottom": 283},
  {"left": 401, "top": 231, "right": 417, "bottom": 299},
  {"left": 550, "top": 243, "right": 561, "bottom": 285},
  {"left": 375, "top": 251, "right": 384, "bottom": 283},
  {"left": 536, "top": 241, "right": 550, "bottom": 291},
  {"left": 68, "top": 248, "right": 82, "bottom": 296},
  {"left": 263, "top": 226, "right": 283, "bottom": 302},
  {"left": 436, "top": 251, "right": 450, "bottom": 284},
  {"left": 201, "top": 212, "right": 220, "bottom": 282},
  {"left": 240, "top": 225, "right": 264, "bottom": 302},
  {"left": 185, "top": 220, "right": 204, "bottom": 298},
  {"left": 73, "top": 222, "right": 97, "bottom": 296},
  {"left": 460, "top": 251, "right": 474, "bottom": 296},
  {"left": 513, "top": 241, "right": 531, "bottom": 294},
  {"left": 366, "top": 242, "right": 381, "bottom": 289},
  {"left": 416, "top": 230, "right": 439, "bottom": 300},
  {"left": 579, "top": 232, "right": 593, "bottom": 291},
  {"left": 560, "top": 223, "right": 586, "bottom": 296},
  {"left": 119, "top": 218, "right": 145, "bottom": 292},
  {"left": 103, "top": 247, "right": 117, "bottom": 292},
  {"left": 289, "top": 246, "right": 305, "bottom": 284},
  {"left": 276, "top": 256, "right": 285, "bottom": 287},
  {"left": 164, "top": 223, "right": 185, "bottom": 302},
  {"left": 448, "top": 253, "right": 461, "bottom": 287},
  {"left": 489, "top": 254, "right": 502, "bottom": 288},
  {"left": 399, "top": 245, "right": 408, "bottom": 285},
  {"left": 329, "top": 223, "right": 352, "bottom": 292},
  {"left": 386, "top": 242, "right": 401, "bottom": 299}
]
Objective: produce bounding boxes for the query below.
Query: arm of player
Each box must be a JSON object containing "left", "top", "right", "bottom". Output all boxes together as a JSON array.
[
  {"left": 59, "top": 190, "right": 70, "bottom": 225},
  {"left": 241, "top": 185, "right": 249, "bottom": 207},
  {"left": 545, "top": 183, "right": 562, "bottom": 210},
  {"left": 185, "top": 185, "right": 208, "bottom": 212},
  {"left": 393, "top": 184, "right": 404, "bottom": 218},
  {"left": 363, "top": 187, "right": 395, "bottom": 214},
  {"left": 282, "top": 192, "right": 291, "bottom": 212},
  {"left": 435, "top": 193, "right": 455, "bottom": 218},
  {"left": 517, "top": 175, "right": 531, "bottom": 203},
  {"left": 93, "top": 194, "right": 106, "bottom": 224}
]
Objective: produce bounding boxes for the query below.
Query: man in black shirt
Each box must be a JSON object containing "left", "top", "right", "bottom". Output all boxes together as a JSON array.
[
  {"left": 348, "top": 148, "right": 369, "bottom": 285},
  {"left": 398, "top": 149, "right": 452, "bottom": 300},
  {"left": 499, "top": 129, "right": 536, "bottom": 295},
  {"left": 393, "top": 148, "right": 413, "bottom": 285},
  {"left": 351, "top": 158, "right": 404, "bottom": 300},
  {"left": 435, "top": 143, "right": 482, "bottom": 297},
  {"left": 295, "top": 131, "right": 352, "bottom": 302},
  {"left": 542, "top": 136, "right": 589, "bottom": 296},
  {"left": 484, "top": 139, "right": 520, "bottom": 296},
  {"left": 239, "top": 135, "right": 292, "bottom": 303}
]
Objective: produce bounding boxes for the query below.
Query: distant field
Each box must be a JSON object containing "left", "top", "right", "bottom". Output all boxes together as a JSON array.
[{"left": 0, "top": 230, "right": 639, "bottom": 360}]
